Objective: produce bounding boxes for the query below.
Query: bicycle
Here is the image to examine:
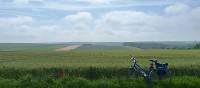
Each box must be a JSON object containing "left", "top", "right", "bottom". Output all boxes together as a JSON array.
[{"left": 128, "top": 56, "right": 172, "bottom": 83}]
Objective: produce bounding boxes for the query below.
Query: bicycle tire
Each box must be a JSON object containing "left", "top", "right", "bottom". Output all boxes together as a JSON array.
[
  {"left": 162, "top": 70, "right": 172, "bottom": 81},
  {"left": 149, "top": 70, "right": 172, "bottom": 82},
  {"left": 128, "top": 68, "right": 141, "bottom": 79}
]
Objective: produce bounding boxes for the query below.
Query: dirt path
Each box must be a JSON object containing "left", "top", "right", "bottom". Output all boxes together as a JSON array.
[{"left": 55, "top": 45, "right": 81, "bottom": 52}]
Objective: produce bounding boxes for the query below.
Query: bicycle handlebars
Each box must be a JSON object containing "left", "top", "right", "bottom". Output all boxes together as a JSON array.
[{"left": 130, "top": 57, "right": 136, "bottom": 63}]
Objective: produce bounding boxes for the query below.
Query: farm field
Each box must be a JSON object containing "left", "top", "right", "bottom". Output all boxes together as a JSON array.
[
  {"left": 1, "top": 0, "right": 200, "bottom": 87},
  {"left": 0, "top": 43, "right": 200, "bottom": 88}
]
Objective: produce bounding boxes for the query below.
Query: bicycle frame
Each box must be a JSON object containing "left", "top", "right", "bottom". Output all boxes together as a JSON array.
[
  {"left": 129, "top": 57, "right": 153, "bottom": 82},
  {"left": 129, "top": 57, "right": 171, "bottom": 82}
]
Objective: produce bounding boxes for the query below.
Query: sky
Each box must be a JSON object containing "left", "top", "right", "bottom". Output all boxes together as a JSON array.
[{"left": 0, "top": 0, "right": 200, "bottom": 43}]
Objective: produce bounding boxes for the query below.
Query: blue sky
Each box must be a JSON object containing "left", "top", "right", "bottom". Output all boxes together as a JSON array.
[{"left": 0, "top": 0, "right": 200, "bottom": 42}]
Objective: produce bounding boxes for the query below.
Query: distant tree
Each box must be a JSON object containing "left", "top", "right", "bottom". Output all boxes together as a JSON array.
[
  {"left": 193, "top": 43, "right": 200, "bottom": 49},
  {"left": 123, "top": 42, "right": 134, "bottom": 47}
]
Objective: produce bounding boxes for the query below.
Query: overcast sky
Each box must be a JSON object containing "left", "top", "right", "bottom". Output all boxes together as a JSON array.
[{"left": 0, "top": 0, "right": 200, "bottom": 42}]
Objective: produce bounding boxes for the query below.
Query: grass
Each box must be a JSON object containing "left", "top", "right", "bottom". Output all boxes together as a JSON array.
[
  {"left": 1, "top": 47, "right": 200, "bottom": 68},
  {"left": 0, "top": 43, "right": 70, "bottom": 51},
  {"left": 0, "top": 44, "right": 200, "bottom": 87},
  {"left": 0, "top": 76, "right": 200, "bottom": 88}
]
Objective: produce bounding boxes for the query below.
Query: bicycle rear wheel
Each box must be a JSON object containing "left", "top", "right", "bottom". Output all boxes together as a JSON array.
[
  {"left": 149, "top": 70, "right": 172, "bottom": 82},
  {"left": 161, "top": 70, "right": 172, "bottom": 81}
]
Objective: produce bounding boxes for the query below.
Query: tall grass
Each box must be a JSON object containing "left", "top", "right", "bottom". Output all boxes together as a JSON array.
[
  {"left": 0, "top": 76, "right": 200, "bottom": 88},
  {"left": 1, "top": 46, "right": 200, "bottom": 87},
  {"left": 0, "top": 67, "right": 200, "bottom": 80}
]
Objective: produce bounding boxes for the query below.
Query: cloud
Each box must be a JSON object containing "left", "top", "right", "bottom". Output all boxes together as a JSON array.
[
  {"left": 64, "top": 12, "right": 93, "bottom": 24},
  {"left": 0, "top": 1, "right": 200, "bottom": 42},
  {"left": 13, "top": 0, "right": 44, "bottom": 5},
  {"left": 0, "top": 16, "right": 36, "bottom": 42},
  {"left": 59, "top": 7, "right": 200, "bottom": 42},
  {"left": 93, "top": 11, "right": 160, "bottom": 41},
  {"left": 0, "top": 0, "right": 177, "bottom": 12},
  {"left": 96, "top": 11, "right": 154, "bottom": 31},
  {"left": 0, "top": 16, "right": 35, "bottom": 30},
  {"left": 77, "top": 0, "right": 114, "bottom": 4},
  {"left": 92, "top": 6, "right": 200, "bottom": 41},
  {"left": 13, "top": 0, "right": 29, "bottom": 5},
  {"left": 164, "top": 3, "right": 191, "bottom": 15},
  {"left": 1, "top": 5, "right": 200, "bottom": 42},
  {"left": 64, "top": 12, "right": 94, "bottom": 30}
]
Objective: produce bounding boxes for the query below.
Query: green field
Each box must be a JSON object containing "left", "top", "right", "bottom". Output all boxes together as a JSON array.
[{"left": 0, "top": 43, "right": 200, "bottom": 88}]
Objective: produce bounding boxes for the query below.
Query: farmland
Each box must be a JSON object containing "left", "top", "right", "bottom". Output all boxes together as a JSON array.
[{"left": 0, "top": 43, "right": 200, "bottom": 88}]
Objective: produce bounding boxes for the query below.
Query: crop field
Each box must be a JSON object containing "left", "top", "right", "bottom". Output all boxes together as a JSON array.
[{"left": 0, "top": 43, "right": 200, "bottom": 88}]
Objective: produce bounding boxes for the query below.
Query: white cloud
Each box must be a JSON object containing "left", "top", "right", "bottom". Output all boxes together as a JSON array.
[
  {"left": 0, "top": 16, "right": 34, "bottom": 30},
  {"left": 13, "top": 0, "right": 44, "bottom": 5},
  {"left": 91, "top": 7, "right": 200, "bottom": 41},
  {"left": 6, "top": 0, "right": 175, "bottom": 12},
  {"left": 96, "top": 11, "right": 154, "bottom": 30},
  {"left": 93, "top": 11, "right": 160, "bottom": 41},
  {"left": 13, "top": 0, "right": 29, "bottom": 5},
  {"left": 77, "top": 0, "right": 114, "bottom": 4},
  {"left": 64, "top": 12, "right": 93, "bottom": 24},
  {"left": 164, "top": 3, "right": 191, "bottom": 15},
  {"left": 64, "top": 12, "right": 94, "bottom": 30},
  {"left": 0, "top": 16, "right": 36, "bottom": 42},
  {"left": 0, "top": 2, "right": 200, "bottom": 42}
]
